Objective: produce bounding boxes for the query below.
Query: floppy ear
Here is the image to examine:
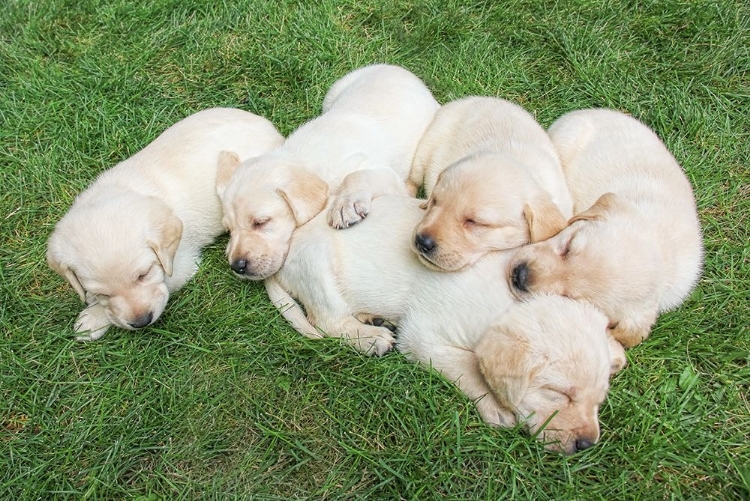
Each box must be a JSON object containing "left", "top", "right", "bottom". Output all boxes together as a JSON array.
[
  {"left": 568, "top": 192, "right": 619, "bottom": 224},
  {"left": 607, "top": 334, "right": 627, "bottom": 375},
  {"left": 47, "top": 248, "right": 87, "bottom": 302},
  {"left": 476, "top": 324, "right": 547, "bottom": 410},
  {"left": 215, "top": 151, "right": 242, "bottom": 199},
  {"left": 523, "top": 195, "right": 568, "bottom": 243},
  {"left": 276, "top": 169, "right": 329, "bottom": 226},
  {"left": 148, "top": 212, "right": 183, "bottom": 277}
]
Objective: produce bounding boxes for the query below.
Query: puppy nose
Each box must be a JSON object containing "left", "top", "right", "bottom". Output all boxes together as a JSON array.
[
  {"left": 511, "top": 262, "right": 530, "bottom": 292},
  {"left": 575, "top": 438, "right": 595, "bottom": 452},
  {"left": 129, "top": 312, "right": 153, "bottom": 329},
  {"left": 414, "top": 233, "right": 436, "bottom": 254},
  {"left": 231, "top": 258, "right": 247, "bottom": 275}
]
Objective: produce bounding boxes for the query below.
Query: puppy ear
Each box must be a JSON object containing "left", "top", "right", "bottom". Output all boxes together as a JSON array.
[
  {"left": 568, "top": 192, "right": 619, "bottom": 224},
  {"left": 276, "top": 169, "right": 329, "bottom": 226},
  {"left": 607, "top": 335, "right": 627, "bottom": 375},
  {"left": 523, "top": 195, "right": 568, "bottom": 243},
  {"left": 148, "top": 212, "right": 183, "bottom": 277},
  {"left": 47, "top": 247, "right": 87, "bottom": 302},
  {"left": 476, "top": 324, "right": 546, "bottom": 410},
  {"left": 215, "top": 151, "right": 241, "bottom": 199}
]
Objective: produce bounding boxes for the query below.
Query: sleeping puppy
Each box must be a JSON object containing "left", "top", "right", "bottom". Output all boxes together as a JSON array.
[
  {"left": 508, "top": 109, "right": 703, "bottom": 347},
  {"left": 265, "top": 195, "right": 626, "bottom": 453},
  {"left": 216, "top": 64, "right": 439, "bottom": 280},
  {"left": 47, "top": 108, "right": 284, "bottom": 341},
  {"left": 408, "top": 97, "right": 573, "bottom": 271}
]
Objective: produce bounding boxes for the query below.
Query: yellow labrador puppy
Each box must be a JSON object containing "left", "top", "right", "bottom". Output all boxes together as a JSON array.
[
  {"left": 216, "top": 64, "right": 439, "bottom": 280},
  {"left": 508, "top": 109, "right": 703, "bottom": 347},
  {"left": 265, "top": 195, "right": 626, "bottom": 453},
  {"left": 47, "top": 108, "right": 284, "bottom": 341},
  {"left": 408, "top": 97, "right": 573, "bottom": 271}
]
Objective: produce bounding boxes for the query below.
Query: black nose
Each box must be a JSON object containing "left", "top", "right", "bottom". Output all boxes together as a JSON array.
[
  {"left": 575, "top": 438, "right": 595, "bottom": 452},
  {"left": 129, "top": 312, "right": 153, "bottom": 329},
  {"left": 231, "top": 259, "right": 247, "bottom": 275},
  {"left": 414, "top": 233, "right": 436, "bottom": 254},
  {"left": 511, "top": 262, "right": 530, "bottom": 292}
]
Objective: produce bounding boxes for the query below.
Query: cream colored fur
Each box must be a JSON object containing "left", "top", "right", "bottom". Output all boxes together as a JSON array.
[
  {"left": 47, "top": 108, "right": 284, "bottom": 341},
  {"left": 408, "top": 97, "right": 573, "bottom": 271},
  {"left": 509, "top": 109, "right": 703, "bottom": 347},
  {"left": 266, "top": 195, "right": 625, "bottom": 453},
  {"left": 216, "top": 64, "right": 439, "bottom": 281}
]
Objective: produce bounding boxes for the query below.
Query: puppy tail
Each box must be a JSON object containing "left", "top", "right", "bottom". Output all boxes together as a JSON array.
[{"left": 264, "top": 276, "right": 323, "bottom": 339}]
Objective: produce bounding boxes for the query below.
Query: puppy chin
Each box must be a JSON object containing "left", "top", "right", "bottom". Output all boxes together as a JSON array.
[
  {"left": 414, "top": 251, "right": 449, "bottom": 271},
  {"left": 414, "top": 249, "right": 472, "bottom": 273},
  {"left": 543, "top": 437, "right": 578, "bottom": 455},
  {"left": 234, "top": 269, "right": 269, "bottom": 281},
  {"left": 507, "top": 284, "right": 527, "bottom": 301}
]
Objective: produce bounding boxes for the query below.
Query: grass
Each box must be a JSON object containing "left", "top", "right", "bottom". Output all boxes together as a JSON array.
[{"left": 1, "top": 0, "right": 748, "bottom": 498}]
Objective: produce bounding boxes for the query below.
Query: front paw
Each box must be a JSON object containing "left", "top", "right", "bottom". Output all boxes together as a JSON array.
[
  {"left": 352, "top": 324, "right": 396, "bottom": 356},
  {"left": 328, "top": 191, "right": 372, "bottom": 229},
  {"left": 355, "top": 312, "right": 397, "bottom": 333},
  {"left": 74, "top": 304, "right": 112, "bottom": 341}
]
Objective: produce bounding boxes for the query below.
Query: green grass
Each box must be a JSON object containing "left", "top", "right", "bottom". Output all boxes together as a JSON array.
[{"left": 1, "top": 0, "right": 748, "bottom": 499}]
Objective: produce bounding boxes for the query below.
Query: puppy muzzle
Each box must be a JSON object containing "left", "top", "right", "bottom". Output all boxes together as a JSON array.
[
  {"left": 231, "top": 258, "right": 248, "bottom": 275},
  {"left": 128, "top": 311, "right": 154, "bottom": 329},
  {"left": 511, "top": 262, "right": 530, "bottom": 292},
  {"left": 414, "top": 233, "right": 436, "bottom": 255}
]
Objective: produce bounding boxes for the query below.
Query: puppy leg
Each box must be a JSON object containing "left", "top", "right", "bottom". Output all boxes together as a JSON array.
[
  {"left": 275, "top": 255, "right": 395, "bottom": 355},
  {"left": 355, "top": 312, "right": 398, "bottom": 332},
  {"left": 418, "top": 345, "right": 516, "bottom": 427},
  {"left": 328, "top": 167, "right": 409, "bottom": 229},
  {"left": 317, "top": 316, "right": 396, "bottom": 356},
  {"left": 74, "top": 303, "right": 112, "bottom": 341}
]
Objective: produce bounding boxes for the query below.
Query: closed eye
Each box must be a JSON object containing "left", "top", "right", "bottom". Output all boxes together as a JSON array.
[
  {"left": 464, "top": 217, "right": 489, "bottom": 229},
  {"left": 560, "top": 236, "right": 575, "bottom": 258},
  {"left": 252, "top": 217, "right": 270, "bottom": 229},
  {"left": 543, "top": 387, "right": 571, "bottom": 404},
  {"left": 137, "top": 266, "right": 154, "bottom": 282}
]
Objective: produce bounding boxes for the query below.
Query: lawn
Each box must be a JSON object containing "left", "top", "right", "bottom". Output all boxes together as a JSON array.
[{"left": 1, "top": 0, "right": 748, "bottom": 499}]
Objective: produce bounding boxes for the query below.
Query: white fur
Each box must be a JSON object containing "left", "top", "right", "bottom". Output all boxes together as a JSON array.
[
  {"left": 508, "top": 108, "right": 703, "bottom": 347},
  {"left": 216, "top": 64, "right": 439, "bottom": 280},
  {"left": 266, "top": 195, "right": 625, "bottom": 453},
  {"left": 408, "top": 97, "right": 573, "bottom": 270},
  {"left": 47, "top": 108, "right": 284, "bottom": 340},
  {"left": 410, "top": 96, "right": 572, "bottom": 215}
]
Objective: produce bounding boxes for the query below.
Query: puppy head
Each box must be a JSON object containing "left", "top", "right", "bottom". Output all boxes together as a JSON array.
[
  {"left": 412, "top": 153, "right": 567, "bottom": 271},
  {"left": 507, "top": 193, "right": 662, "bottom": 347},
  {"left": 47, "top": 193, "right": 181, "bottom": 331},
  {"left": 477, "top": 295, "right": 624, "bottom": 454},
  {"left": 216, "top": 151, "right": 329, "bottom": 280}
]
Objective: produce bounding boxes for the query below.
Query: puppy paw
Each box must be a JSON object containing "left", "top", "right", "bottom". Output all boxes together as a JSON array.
[
  {"left": 74, "top": 304, "right": 112, "bottom": 341},
  {"left": 328, "top": 191, "right": 372, "bottom": 229},
  {"left": 351, "top": 324, "right": 396, "bottom": 356},
  {"left": 355, "top": 312, "right": 397, "bottom": 333}
]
